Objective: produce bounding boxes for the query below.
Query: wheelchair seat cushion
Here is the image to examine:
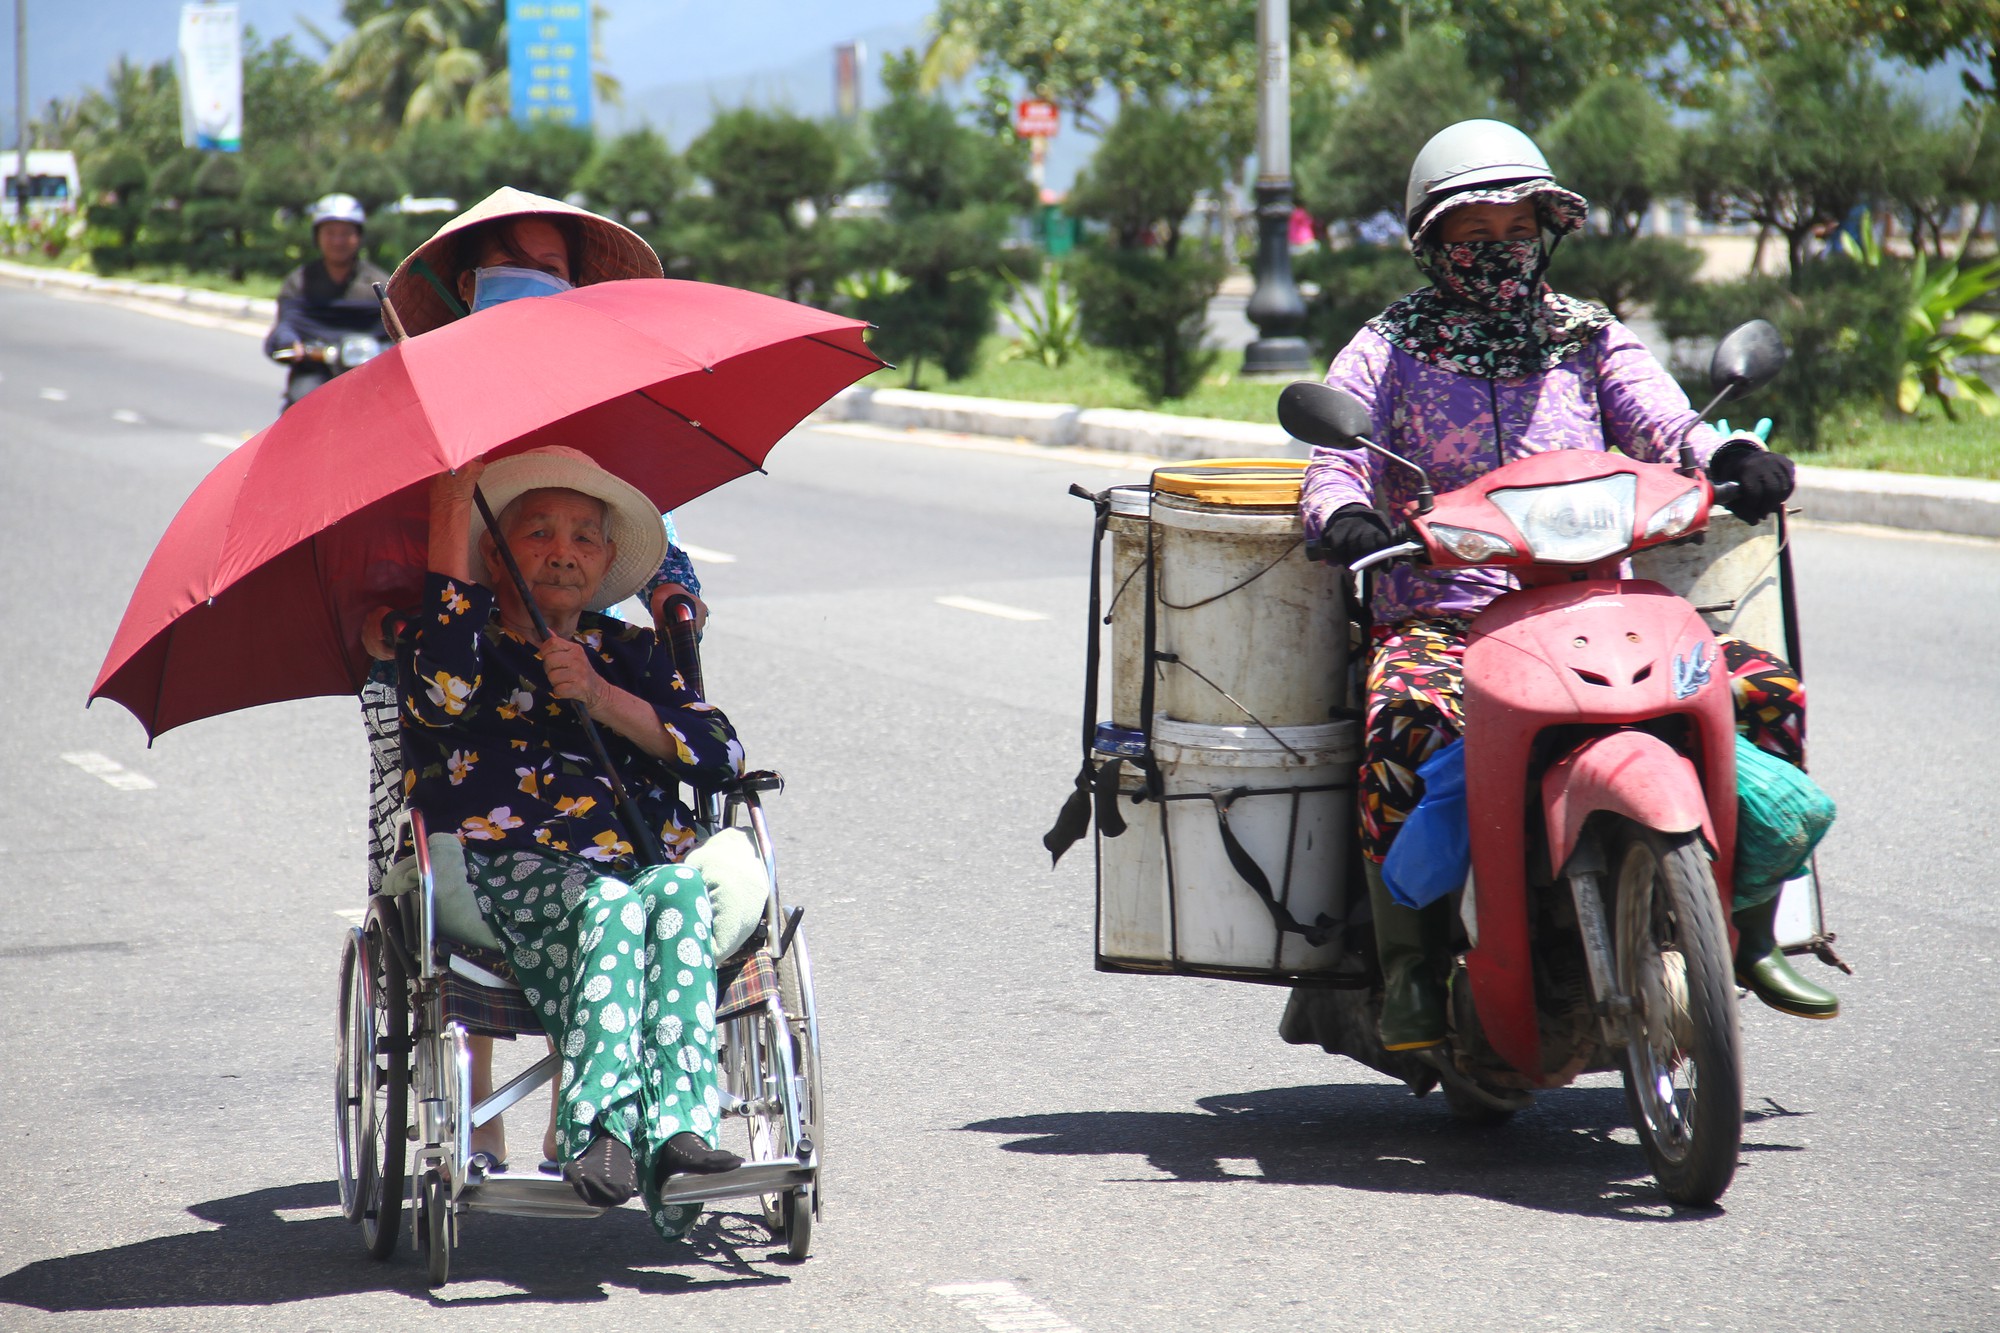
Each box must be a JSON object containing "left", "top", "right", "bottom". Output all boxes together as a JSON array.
[
  {"left": 684, "top": 827, "right": 771, "bottom": 959},
  {"left": 382, "top": 832, "right": 505, "bottom": 950}
]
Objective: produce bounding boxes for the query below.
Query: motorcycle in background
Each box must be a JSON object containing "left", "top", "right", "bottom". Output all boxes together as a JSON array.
[{"left": 274, "top": 332, "right": 385, "bottom": 410}]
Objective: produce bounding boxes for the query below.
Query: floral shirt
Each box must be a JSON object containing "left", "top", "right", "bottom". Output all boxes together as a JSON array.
[
  {"left": 398, "top": 571, "right": 744, "bottom": 867},
  {"left": 1301, "top": 320, "right": 1728, "bottom": 625}
]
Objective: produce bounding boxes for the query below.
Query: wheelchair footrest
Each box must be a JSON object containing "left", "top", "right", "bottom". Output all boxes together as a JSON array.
[
  {"left": 658, "top": 1155, "right": 815, "bottom": 1205},
  {"left": 458, "top": 1176, "right": 608, "bottom": 1220}
]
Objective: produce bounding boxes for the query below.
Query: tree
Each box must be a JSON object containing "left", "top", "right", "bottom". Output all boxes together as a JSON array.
[
  {"left": 1542, "top": 75, "right": 1680, "bottom": 236},
  {"left": 1068, "top": 99, "right": 1230, "bottom": 401},
  {"left": 574, "top": 129, "right": 685, "bottom": 225},
  {"left": 320, "top": 0, "right": 509, "bottom": 128},
  {"left": 1683, "top": 41, "right": 1930, "bottom": 273},
  {"left": 675, "top": 108, "right": 855, "bottom": 303},
  {"left": 1293, "top": 26, "right": 1502, "bottom": 231},
  {"left": 854, "top": 51, "right": 1034, "bottom": 385}
]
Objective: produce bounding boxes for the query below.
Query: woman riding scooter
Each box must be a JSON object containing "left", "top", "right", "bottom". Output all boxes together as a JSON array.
[{"left": 1299, "top": 119, "right": 1838, "bottom": 1052}]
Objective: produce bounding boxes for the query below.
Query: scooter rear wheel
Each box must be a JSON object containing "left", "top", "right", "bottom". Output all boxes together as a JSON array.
[{"left": 1610, "top": 823, "right": 1743, "bottom": 1206}]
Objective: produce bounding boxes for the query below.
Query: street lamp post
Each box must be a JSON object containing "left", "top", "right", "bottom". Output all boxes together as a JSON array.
[
  {"left": 1242, "top": 0, "right": 1312, "bottom": 377},
  {"left": 12, "top": 0, "right": 25, "bottom": 218}
]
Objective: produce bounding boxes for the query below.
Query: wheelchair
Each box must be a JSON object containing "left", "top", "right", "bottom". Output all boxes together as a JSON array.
[{"left": 333, "top": 623, "right": 824, "bottom": 1286}]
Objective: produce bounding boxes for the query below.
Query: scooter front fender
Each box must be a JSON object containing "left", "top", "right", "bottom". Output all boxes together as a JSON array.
[{"left": 1542, "top": 730, "right": 1715, "bottom": 875}]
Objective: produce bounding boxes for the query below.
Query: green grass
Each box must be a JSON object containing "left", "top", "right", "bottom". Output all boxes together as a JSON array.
[
  {"left": 864, "top": 334, "right": 1296, "bottom": 424},
  {"left": 1796, "top": 411, "right": 2000, "bottom": 479}
]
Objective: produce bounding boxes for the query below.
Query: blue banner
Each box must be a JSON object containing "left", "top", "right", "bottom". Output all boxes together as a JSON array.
[{"left": 508, "top": 0, "right": 592, "bottom": 128}]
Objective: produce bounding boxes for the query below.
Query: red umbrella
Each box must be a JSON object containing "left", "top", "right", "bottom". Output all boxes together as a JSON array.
[{"left": 92, "top": 278, "right": 883, "bottom": 739}]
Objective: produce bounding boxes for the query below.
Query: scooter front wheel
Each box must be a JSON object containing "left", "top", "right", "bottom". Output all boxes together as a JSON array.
[{"left": 1610, "top": 823, "right": 1743, "bottom": 1206}]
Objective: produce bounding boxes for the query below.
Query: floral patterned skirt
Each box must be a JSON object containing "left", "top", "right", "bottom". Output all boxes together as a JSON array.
[{"left": 463, "top": 846, "right": 722, "bottom": 1242}]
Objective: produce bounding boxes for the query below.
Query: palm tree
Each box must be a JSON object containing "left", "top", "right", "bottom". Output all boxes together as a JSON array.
[{"left": 317, "top": 0, "right": 619, "bottom": 129}]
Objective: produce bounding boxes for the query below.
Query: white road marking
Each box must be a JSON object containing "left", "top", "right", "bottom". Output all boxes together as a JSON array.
[
  {"left": 201, "top": 432, "right": 244, "bottom": 449},
  {"left": 59, "top": 751, "right": 157, "bottom": 791},
  {"left": 112, "top": 408, "right": 143, "bottom": 424},
  {"left": 677, "top": 542, "right": 736, "bottom": 564},
  {"left": 333, "top": 908, "right": 366, "bottom": 926},
  {"left": 39, "top": 387, "right": 67, "bottom": 401},
  {"left": 932, "top": 1282, "right": 1084, "bottom": 1333},
  {"left": 936, "top": 595, "right": 1049, "bottom": 622}
]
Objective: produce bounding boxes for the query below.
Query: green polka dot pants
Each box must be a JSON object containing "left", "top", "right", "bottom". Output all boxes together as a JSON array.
[{"left": 466, "top": 848, "right": 721, "bottom": 1241}]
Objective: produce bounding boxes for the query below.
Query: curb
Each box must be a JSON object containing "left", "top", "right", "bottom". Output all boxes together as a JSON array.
[
  {"left": 0, "top": 257, "right": 277, "bottom": 322},
  {"left": 818, "top": 386, "right": 2000, "bottom": 540}
]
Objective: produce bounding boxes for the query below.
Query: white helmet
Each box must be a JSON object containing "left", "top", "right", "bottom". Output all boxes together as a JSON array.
[
  {"left": 1404, "top": 119, "right": 1585, "bottom": 242},
  {"left": 311, "top": 192, "right": 367, "bottom": 231}
]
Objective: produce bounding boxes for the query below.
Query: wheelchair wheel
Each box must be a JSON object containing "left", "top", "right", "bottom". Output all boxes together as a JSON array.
[
  {"left": 780, "top": 932, "right": 825, "bottom": 1205},
  {"left": 357, "top": 900, "right": 410, "bottom": 1260},
  {"left": 415, "top": 1169, "right": 451, "bottom": 1287},
  {"left": 780, "top": 1185, "right": 813, "bottom": 1261},
  {"left": 334, "top": 931, "right": 370, "bottom": 1223}
]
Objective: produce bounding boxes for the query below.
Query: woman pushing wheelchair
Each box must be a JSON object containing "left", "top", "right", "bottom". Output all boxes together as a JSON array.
[{"left": 400, "top": 443, "right": 745, "bottom": 1238}]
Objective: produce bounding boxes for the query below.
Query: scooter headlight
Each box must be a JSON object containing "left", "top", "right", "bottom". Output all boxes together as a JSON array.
[
  {"left": 1488, "top": 473, "right": 1638, "bottom": 564},
  {"left": 1642, "top": 485, "right": 1705, "bottom": 541},
  {"left": 1427, "top": 522, "right": 1519, "bottom": 563}
]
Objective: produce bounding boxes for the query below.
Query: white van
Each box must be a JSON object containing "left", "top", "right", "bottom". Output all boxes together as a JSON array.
[{"left": 2, "top": 150, "right": 82, "bottom": 219}]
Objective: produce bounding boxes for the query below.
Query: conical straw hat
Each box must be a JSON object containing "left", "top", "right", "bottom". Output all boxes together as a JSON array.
[{"left": 386, "top": 186, "right": 663, "bottom": 338}]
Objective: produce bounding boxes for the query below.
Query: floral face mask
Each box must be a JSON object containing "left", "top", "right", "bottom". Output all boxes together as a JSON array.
[{"left": 1413, "top": 237, "right": 1548, "bottom": 315}]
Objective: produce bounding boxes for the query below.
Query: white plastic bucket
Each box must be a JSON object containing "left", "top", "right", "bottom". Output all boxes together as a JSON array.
[
  {"left": 1105, "top": 484, "right": 1152, "bottom": 730},
  {"left": 1097, "top": 716, "right": 1359, "bottom": 980},
  {"left": 1152, "top": 491, "right": 1348, "bottom": 729}
]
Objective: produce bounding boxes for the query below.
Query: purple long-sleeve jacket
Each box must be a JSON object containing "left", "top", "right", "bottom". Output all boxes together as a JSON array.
[{"left": 1301, "top": 320, "right": 1726, "bottom": 624}]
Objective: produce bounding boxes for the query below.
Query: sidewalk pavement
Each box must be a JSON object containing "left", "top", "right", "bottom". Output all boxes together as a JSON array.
[
  {"left": 8, "top": 257, "right": 1996, "bottom": 541},
  {"left": 820, "top": 386, "right": 2000, "bottom": 541}
]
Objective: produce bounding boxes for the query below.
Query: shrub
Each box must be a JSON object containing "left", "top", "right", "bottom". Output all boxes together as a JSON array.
[
  {"left": 1545, "top": 234, "right": 1704, "bottom": 321},
  {"left": 1655, "top": 259, "right": 1909, "bottom": 446},
  {"left": 1296, "top": 243, "right": 1421, "bottom": 364},
  {"left": 1072, "top": 248, "right": 1228, "bottom": 401},
  {"left": 1067, "top": 99, "right": 1229, "bottom": 402}
]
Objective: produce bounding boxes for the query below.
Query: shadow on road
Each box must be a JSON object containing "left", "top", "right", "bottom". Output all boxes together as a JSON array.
[
  {"left": 963, "top": 1083, "right": 1809, "bottom": 1220},
  {"left": 0, "top": 1180, "right": 792, "bottom": 1312}
]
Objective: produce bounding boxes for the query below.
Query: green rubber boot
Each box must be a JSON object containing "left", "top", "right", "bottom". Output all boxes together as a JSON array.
[
  {"left": 1366, "top": 860, "right": 1447, "bottom": 1050},
  {"left": 1733, "top": 893, "right": 1839, "bottom": 1020}
]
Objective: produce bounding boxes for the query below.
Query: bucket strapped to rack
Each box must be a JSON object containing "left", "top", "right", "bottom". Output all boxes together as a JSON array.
[{"left": 1160, "top": 781, "right": 1350, "bottom": 949}]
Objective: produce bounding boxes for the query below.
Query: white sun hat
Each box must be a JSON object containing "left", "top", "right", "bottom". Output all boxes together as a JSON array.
[{"left": 467, "top": 446, "right": 666, "bottom": 612}]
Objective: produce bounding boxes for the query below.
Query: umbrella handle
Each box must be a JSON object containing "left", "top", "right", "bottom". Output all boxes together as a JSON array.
[{"left": 472, "top": 485, "right": 666, "bottom": 868}]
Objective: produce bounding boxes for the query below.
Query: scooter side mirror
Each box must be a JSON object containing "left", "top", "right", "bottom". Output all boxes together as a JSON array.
[
  {"left": 1278, "top": 381, "right": 1376, "bottom": 449},
  {"left": 1708, "top": 320, "right": 1787, "bottom": 401}
]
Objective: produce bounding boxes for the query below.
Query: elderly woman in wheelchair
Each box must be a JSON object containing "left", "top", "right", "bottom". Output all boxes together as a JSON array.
[{"left": 341, "top": 444, "right": 818, "bottom": 1268}]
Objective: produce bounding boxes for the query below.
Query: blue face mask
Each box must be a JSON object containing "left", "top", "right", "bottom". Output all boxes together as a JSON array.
[{"left": 470, "top": 264, "right": 574, "bottom": 312}]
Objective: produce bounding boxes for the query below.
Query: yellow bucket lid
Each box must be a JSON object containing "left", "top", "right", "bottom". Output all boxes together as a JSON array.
[{"left": 1151, "top": 458, "right": 1306, "bottom": 506}]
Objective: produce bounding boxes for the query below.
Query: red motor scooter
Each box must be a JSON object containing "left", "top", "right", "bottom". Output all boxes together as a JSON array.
[{"left": 1278, "top": 321, "right": 1790, "bottom": 1205}]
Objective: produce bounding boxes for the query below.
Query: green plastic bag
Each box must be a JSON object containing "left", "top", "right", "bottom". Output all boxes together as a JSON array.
[{"left": 1733, "top": 734, "right": 1836, "bottom": 909}]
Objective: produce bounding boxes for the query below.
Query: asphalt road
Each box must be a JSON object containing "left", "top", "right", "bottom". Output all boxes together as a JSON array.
[{"left": 1, "top": 284, "right": 1995, "bottom": 1333}]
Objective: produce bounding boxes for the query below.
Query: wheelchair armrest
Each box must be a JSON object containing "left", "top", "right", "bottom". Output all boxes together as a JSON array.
[{"left": 734, "top": 770, "right": 785, "bottom": 796}]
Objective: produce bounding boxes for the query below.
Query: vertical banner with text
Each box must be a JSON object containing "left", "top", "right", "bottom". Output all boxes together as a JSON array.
[
  {"left": 177, "top": 3, "right": 243, "bottom": 151},
  {"left": 508, "top": 0, "right": 593, "bottom": 127}
]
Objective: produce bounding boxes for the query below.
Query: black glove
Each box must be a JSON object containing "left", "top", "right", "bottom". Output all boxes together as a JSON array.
[
  {"left": 1707, "top": 441, "right": 1795, "bottom": 525},
  {"left": 1317, "top": 504, "right": 1395, "bottom": 565}
]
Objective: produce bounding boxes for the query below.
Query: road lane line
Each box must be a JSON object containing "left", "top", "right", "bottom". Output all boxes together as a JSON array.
[
  {"left": 333, "top": 908, "right": 366, "bottom": 926},
  {"left": 936, "top": 595, "right": 1049, "bottom": 622},
  {"left": 677, "top": 542, "right": 736, "bottom": 563},
  {"left": 39, "top": 387, "right": 67, "bottom": 401},
  {"left": 932, "top": 1282, "right": 1084, "bottom": 1333},
  {"left": 112, "top": 408, "right": 143, "bottom": 424},
  {"left": 201, "top": 432, "right": 244, "bottom": 449},
  {"left": 59, "top": 751, "right": 157, "bottom": 790}
]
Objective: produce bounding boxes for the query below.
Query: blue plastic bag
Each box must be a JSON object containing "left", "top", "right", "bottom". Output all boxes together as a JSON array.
[{"left": 1382, "top": 738, "right": 1470, "bottom": 909}]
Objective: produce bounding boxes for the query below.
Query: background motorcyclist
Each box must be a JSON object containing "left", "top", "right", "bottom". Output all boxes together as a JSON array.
[
  {"left": 1296, "top": 119, "right": 1835, "bottom": 1052},
  {"left": 264, "top": 193, "right": 390, "bottom": 407}
]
